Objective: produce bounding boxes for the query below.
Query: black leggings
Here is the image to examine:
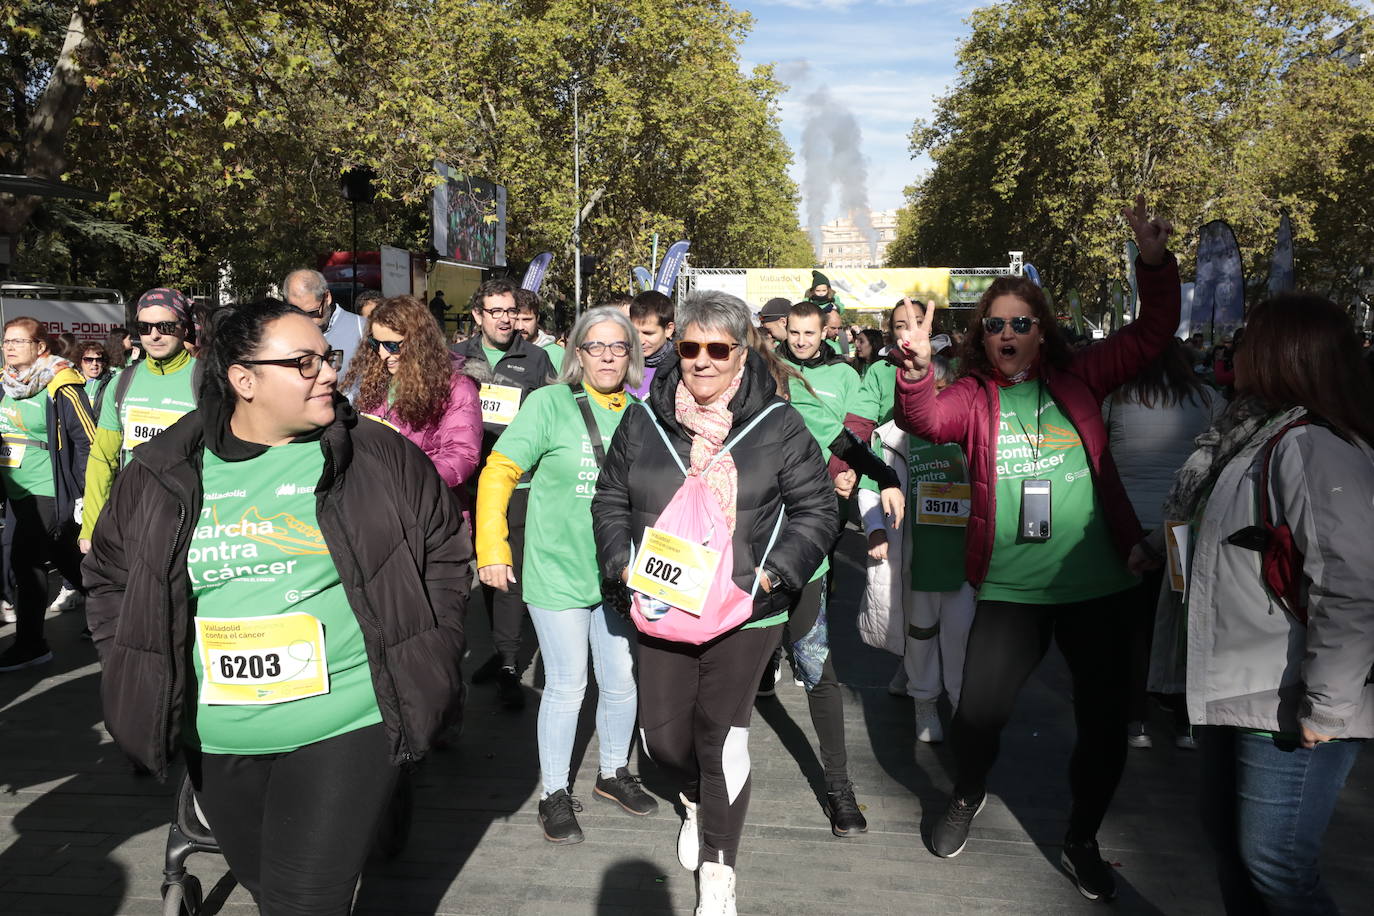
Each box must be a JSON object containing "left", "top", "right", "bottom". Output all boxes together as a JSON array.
[
  {"left": 9, "top": 495, "right": 84, "bottom": 651},
  {"left": 951, "top": 593, "right": 1131, "bottom": 842},
  {"left": 784, "top": 577, "right": 849, "bottom": 788},
  {"left": 637, "top": 624, "right": 781, "bottom": 868},
  {"left": 187, "top": 723, "right": 397, "bottom": 915},
  {"left": 481, "top": 487, "right": 528, "bottom": 668}
]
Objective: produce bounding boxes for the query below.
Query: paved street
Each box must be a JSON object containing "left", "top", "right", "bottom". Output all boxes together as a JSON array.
[{"left": 1, "top": 530, "right": 1370, "bottom": 915}]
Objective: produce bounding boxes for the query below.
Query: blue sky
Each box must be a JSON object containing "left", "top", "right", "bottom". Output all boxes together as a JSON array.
[{"left": 735, "top": 0, "right": 978, "bottom": 228}]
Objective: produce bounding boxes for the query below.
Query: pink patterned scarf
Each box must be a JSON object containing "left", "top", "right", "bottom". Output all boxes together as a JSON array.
[{"left": 674, "top": 369, "right": 744, "bottom": 533}]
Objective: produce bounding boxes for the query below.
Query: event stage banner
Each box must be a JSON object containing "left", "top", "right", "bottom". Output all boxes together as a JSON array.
[{"left": 743, "top": 268, "right": 950, "bottom": 312}]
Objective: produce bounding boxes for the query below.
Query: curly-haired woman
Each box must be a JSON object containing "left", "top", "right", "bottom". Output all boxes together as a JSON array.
[{"left": 344, "top": 295, "right": 483, "bottom": 509}]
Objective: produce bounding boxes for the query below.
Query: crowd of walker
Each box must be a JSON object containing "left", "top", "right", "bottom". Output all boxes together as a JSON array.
[{"left": 0, "top": 197, "right": 1370, "bottom": 916}]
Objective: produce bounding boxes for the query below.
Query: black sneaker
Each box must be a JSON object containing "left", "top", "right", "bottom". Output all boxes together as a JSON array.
[
  {"left": 1061, "top": 836, "right": 1117, "bottom": 901},
  {"left": 496, "top": 665, "right": 525, "bottom": 710},
  {"left": 0, "top": 643, "right": 53, "bottom": 672},
  {"left": 471, "top": 652, "right": 503, "bottom": 684},
  {"left": 594, "top": 768, "right": 659, "bottom": 816},
  {"left": 824, "top": 783, "right": 868, "bottom": 837},
  {"left": 931, "top": 791, "right": 986, "bottom": 857},
  {"left": 538, "top": 789, "right": 585, "bottom": 844},
  {"left": 757, "top": 655, "right": 781, "bottom": 697},
  {"left": 80, "top": 627, "right": 93, "bottom": 642}
]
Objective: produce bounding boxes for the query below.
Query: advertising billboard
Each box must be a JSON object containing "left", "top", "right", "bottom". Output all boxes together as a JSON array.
[{"left": 431, "top": 161, "right": 507, "bottom": 268}]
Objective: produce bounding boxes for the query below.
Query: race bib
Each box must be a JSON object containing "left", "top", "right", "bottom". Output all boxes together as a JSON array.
[
  {"left": 479, "top": 384, "right": 522, "bottom": 426},
  {"left": 195, "top": 612, "right": 329, "bottom": 706},
  {"left": 123, "top": 405, "right": 185, "bottom": 452},
  {"left": 0, "top": 442, "right": 27, "bottom": 468},
  {"left": 916, "top": 481, "right": 971, "bottom": 527},
  {"left": 627, "top": 527, "right": 723, "bottom": 617}
]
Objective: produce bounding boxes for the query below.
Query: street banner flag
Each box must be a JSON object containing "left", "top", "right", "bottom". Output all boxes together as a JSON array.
[
  {"left": 521, "top": 252, "right": 553, "bottom": 292},
  {"left": 1269, "top": 213, "right": 1295, "bottom": 297},
  {"left": 1110, "top": 280, "right": 1125, "bottom": 330},
  {"left": 1194, "top": 220, "right": 1246, "bottom": 343},
  {"left": 1067, "top": 289, "right": 1085, "bottom": 336},
  {"left": 1023, "top": 263, "right": 1041, "bottom": 286},
  {"left": 633, "top": 266, "right": 653, "bottom": 293},
  {"left": 653, "top": 240, "right": 691, "bottom": 294},
  {"left": 1125, "top": 240, "right": 1141, "bottom": 319}
]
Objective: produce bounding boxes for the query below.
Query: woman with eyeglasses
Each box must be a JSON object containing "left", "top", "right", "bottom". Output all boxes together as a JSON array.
[
  {"left": 80, "top": 289, "right": 200, "bottom": 555},
  {"left": 592, "top": 291, "right": 837, "bottom": 916},
  {"left": 890, "top": 198, "right": 1180, "bottom": 901},
  {"left": 475, "top": 306, "right": 657, "bottom": 846},
  {"left": 0, "top": 319, "right": 97, "bottom": 671},
  {"left": 342, "top": 295, "right": 483, "bottom": 518},
  {"left": 82, "top": 299, "right": 470, "bottom": 912}
]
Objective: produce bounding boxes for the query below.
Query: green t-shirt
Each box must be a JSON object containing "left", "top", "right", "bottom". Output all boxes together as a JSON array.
[
  {"left": 98, "top": 356, "right": 198, "bottom": 463},
  {"left": 0, "top": 389, "right": 54, "bottom": 499},
  {"left": 542, "top": 342, "right": 567, "bottom": 371},
  {"left": 186, "top": 442, "right": 381, "bottom": 755},
  {"left": 786, "top": 359, "right": 860, "bottom": 582},
  {"left": 980, "top": 381, "right": 1137, "bottom": 604},
  {"left": 482, "top": 344, "right": 509, "bottom": 370},
  {"left": 908, "top": 438, "right": 969, "bottom": 593},
  {"left": 826, "top": 338, "right": 844, "bottom": 356},
  {"left": 853, "top": 360, "right": 897, "bottom": 426},
  {"left": 492, "top": 384, "right": 629, "bottom": 610}
]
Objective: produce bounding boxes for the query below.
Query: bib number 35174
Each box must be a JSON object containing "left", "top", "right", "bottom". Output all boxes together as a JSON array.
[{"left": 195, "top": 612, "right": 329, "bottom": 706}]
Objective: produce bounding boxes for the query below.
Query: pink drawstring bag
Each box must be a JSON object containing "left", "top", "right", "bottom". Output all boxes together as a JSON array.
[{"left": 628, "top": 403, "right": 785, "bottom": 644}]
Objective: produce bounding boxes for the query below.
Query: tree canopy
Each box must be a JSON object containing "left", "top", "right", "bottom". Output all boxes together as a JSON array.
[
  {"left": 888, "top": 0, "right": 1374, "bottom": 311},
  {"left": 2, "top": 0, "right": 813, "bottom": 302}
]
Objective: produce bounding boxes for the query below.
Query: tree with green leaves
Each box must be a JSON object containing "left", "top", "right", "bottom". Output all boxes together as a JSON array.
[{"left": 888, "top": 0, "right": 1374, "bottom": 311}]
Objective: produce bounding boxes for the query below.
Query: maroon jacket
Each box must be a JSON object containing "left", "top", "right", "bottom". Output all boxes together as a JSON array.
[{"left": 896, "top": 255, "right": 1181, "bottom": 587}]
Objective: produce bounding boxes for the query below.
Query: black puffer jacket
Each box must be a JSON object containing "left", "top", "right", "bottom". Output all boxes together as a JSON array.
[
  {"left": 82, "top": 394, "right": 471, "bottom": 779},
  {"left": 592, "top": 350, "right": 838, "bottom": 623}
]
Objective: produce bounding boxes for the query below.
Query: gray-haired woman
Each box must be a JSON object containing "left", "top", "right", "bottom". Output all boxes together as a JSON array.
[
  {"left": 592, "top": 291, "right": 837, "bottom": 916},
  {"left": 475, "top": 307, "right": 656, "bottom": 845}
]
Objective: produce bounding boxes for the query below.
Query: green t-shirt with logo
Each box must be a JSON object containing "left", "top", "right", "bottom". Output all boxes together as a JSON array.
[
  {"left": 908, "top": 438, "right": 968, "bottom": 593},
  {"left": 98, "top": 355, "right": 198, "bottom": 463},
  {"left": 980, "top": 381, "right": 1137, "bottom": 604},
  {"left": 491, "top": 384, "right": 629, "bottom": 610},
  {"left": 0, "top": 390, "right": 54, "bottom": 499},
  {"left": 186, "top": 441, "right": 381, "bottom": 755},
  {"left": 786, "top": 359, "right": 860, "bottom": 583}
]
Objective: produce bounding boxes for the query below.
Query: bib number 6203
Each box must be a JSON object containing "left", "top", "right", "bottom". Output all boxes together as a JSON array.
[{"left": 213, "top": 651, "right": 284, "bottom": 682}]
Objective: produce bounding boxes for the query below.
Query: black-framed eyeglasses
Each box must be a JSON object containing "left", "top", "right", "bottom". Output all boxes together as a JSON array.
[
  {"left": 676, "top": 340, "right": 738, "bottom": 361},
  {"left": 135, "top": 320, "right": 184, "bottom": 336},
  {"left": 480, "top": 307, "right": 519, "bottom": 319},
  {"left": 982, "top": 316, "right": 1039, "bottom": 335},
  {"left": 578, "top": 341, "right": 631, "bottom": 357},
  {"left": 368, "top": 336, "right": 403, "bottom": 355},
  {"left": 237, "top": 349, "right": 344, "bottom": 379}
]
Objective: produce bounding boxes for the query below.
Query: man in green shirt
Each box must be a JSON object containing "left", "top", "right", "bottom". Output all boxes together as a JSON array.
[{"left": 80, "top": 288, "right": 198, "bottom": 553}]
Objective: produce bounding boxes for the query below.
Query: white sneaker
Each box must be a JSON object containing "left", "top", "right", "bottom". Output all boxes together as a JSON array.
[
  {"left": 887, "top": 665, "right": 908, "bottom": 697},
  {"left": 677, "top": 793, "right": 699, "bottom": 871},
  {"left": 1127, "top": 721, "right": 1153, "bottom": 749},
  {"left": 0, "top": 601, "right": 15, "bottom": 624},
  {"left": 914, "top": 699, "right": 944, "bottom": 743},
  {"left": 695, "top": 861, "right": 737, "bottom": 916},
  {"left": 47, "top": 586, "right": 82, "bottom": 615}
]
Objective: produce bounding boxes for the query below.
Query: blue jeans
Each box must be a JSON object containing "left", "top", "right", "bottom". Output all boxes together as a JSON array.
[
  {"left": 527, "top": 603, "right": 638, "bottom": 797},
  {"left": 1200, "top": 726, "right": 1362, "bottom": 915}
]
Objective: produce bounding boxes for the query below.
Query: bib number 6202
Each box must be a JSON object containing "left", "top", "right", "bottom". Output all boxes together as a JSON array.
[{"left": 642, "top": 556, "right": 682, "bottom": 585}]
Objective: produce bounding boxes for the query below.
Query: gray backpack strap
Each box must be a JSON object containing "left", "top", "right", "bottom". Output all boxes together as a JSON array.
[
  {"left": 702, "top": 402, "right": 784, "bottom": 472},
  {"left": 749, "top": 505, "right": 787, "bottom": 598},
  {"left": 640, "top": 401, "right": 688, "bottom": 476}
]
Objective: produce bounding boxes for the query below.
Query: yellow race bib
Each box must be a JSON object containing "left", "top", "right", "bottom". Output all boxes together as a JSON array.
[
  {"left": 478, "top": 383, "right": 522, "bottom": 426},
  {"left": 916, "top": 481, "right": 972, "bottom": 527},
  {"left": 0, "top": 442, "right": 27, "bottom": 468},
  {"left": 123, "top": 405, "right": 185, "bottom": 451},
  {"left": 627, "top": 527, "right": 724, "bottom": 617},
  {"left": 195, "top": 612, "right": 329, "bottom": 706}
]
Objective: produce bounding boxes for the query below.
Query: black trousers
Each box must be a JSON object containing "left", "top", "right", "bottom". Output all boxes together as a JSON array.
[
  {"left": 481, "top": 487, "right": 528, "bottom": 668},
  {"left": 9, "top": 494, "right": 84, "bottom": 651},
  {"left": 637, "top": 624, "right": 781, "bottom": 868},
  {"left": 188, "top": 724, "right": 397, "bottom": 915},
  {"left": 951, "top": 592, "right": 1131, "bottom": 841},
  {"left": 784, "top": 577, "right": 849, "bottom": 788}
]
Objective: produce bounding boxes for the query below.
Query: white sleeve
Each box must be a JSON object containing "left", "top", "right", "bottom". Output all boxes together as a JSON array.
[{"left": 856, "top": 486, "right": 886, "bottom": 535}]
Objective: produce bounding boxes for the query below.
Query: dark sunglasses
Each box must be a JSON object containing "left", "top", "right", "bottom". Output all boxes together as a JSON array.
[
  {"left": 676, "top": 340, "right": 738, "bottom": 361},
  {"left": 81, "top": 356, "right": 107, "bottom": 363},
  {"left": 982, "top": 316, "right": 1039, "bottom": 335},
  {"left": 237, "top": 349, "right": 344, "bottom": 379},
  {"left": 136, "top": 320, "right": 184, "bottom": 336},
  {"left": 368, "top": 336, "right": 403, "bottom": 355}
]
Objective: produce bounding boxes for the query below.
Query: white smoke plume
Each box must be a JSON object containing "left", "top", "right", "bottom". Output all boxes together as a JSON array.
[{"left": 799, "top": 84, "right": 879, "bottom": 263}]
